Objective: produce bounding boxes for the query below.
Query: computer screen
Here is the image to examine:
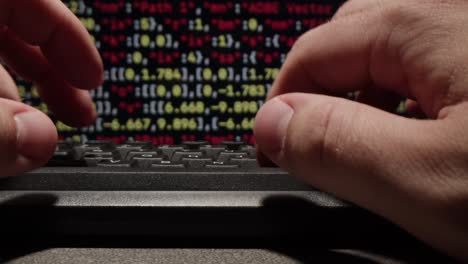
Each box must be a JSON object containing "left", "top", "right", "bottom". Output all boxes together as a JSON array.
[{"left": 13, "top": 0, "right": 346, "bottom": 144}]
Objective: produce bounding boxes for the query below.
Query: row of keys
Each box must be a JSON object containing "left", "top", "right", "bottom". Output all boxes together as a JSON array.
[{"left": 49, "top": 140, "right": 258, "bottom": 169}]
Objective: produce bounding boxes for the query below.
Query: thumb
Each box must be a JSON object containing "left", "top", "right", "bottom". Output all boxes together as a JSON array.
[
  {"left": 0, "top": 98, "right": 57, "bottom": 177},
  {"left": 255, "top": 93, "right": 468, "bottom": 258},
  {"left": 254, "top": 93, "right": 441, "bottom": 220}
]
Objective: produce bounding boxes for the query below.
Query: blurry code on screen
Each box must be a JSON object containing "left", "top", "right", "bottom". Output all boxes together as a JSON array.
[{"left": 14, "top": 0, "right": 343, "bottom": 144}]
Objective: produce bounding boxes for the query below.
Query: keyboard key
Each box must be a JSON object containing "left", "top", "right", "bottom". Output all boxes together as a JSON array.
[
  {"left": 200, "top": 146, "right": 225, "bottom": 159},
  {"left": 83, "top": 150, "right": 120, "bottom": 165},
  {"left": 126, "top": 151, "right": 163, "bottom": 161},
  {"left": 97, "top": 159, "right": 132, "bottom": 168},
  {"left": 84, "top": 156, "right": 114, "bottom": 166},
  {"left": 241, "top": 145, "right": 257, "bottom": 158},
  {"left": 217, "top": 151, "right": 249, "bottom": 163},
  {"left": 229, "top": 158, "right": 258, "bottom": 169},
  {"left": 221, "top": 141, "right": 246, "bottom": 151},
  {"left": 52, "top": 149, "right": 74, "bottom": 161},
  {"left": 158, "top": 145, "right": 184, "bottom": 160},
  {"left": 205, "top": 161, "right": 239, "bottom": 169},
  {"left": 83, "top": 150, "right": 115, "bottom": 156},
  {"left": 73, "top": 144, "right": 115, "bottom": 159},
  {"left": 151, "top": 161, "right": 185, "bottom": 169},
  {"left": 132, "top": 157, "right": 164, "bottom": 168},
  {"left": 56, "top": 141, "right": 75, "bottom": 151},
  {"left": 117, "top": 141, "right": 153, "bottom": 159},
  {"left": 182, "top": 158, "right": 213, "bottom": 169},
  {"left": 182, "top": 141, "right": 209, "bottom": 150},
  {"left": 46, "top": 141, "right": 262, "bottom": 170},
  {"left": 171, "top": 151, "right": 204, "bottom": 162}
]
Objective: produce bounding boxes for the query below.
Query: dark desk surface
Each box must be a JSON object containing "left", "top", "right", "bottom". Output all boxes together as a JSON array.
[
  {"left": 0, "top": 248, "right": 407, "bottom": 264},
  {"left": 0, "top": 241, "right": 455, "bottom": 264}
]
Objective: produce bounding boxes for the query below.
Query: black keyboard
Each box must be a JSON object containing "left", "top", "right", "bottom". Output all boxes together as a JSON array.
[{"left": 0, "top": 141, "right": 422, "bottom": 249}]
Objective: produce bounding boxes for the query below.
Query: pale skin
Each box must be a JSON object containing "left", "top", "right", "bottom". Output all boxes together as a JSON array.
[
  {"left": 0, "top": 0, "right": 103, "bottom": 176},
  {"left": 255, "top": 0, "right": 468, "bottom": 261},
  {"left": 0, "top": 0, "right": 466, "bottom": 261}
]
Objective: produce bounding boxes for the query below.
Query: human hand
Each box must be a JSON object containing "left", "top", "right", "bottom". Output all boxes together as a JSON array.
[
  {"left": 254, "top": 0, "right": 468, "bottom": 260},
  {"left": 0, "top": 1, "right": 103, "bottom": 177}
]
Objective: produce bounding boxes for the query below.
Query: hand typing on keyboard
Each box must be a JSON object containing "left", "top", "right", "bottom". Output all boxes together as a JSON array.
[
  {"left": 255, "top": 0, "right": 468, "bottom": 261},
  {"left": 0, "top": 0, "right": 467, "bottom": 261},
  {"left": 0, "top": 1, "right": 103, "bottom": 176}
]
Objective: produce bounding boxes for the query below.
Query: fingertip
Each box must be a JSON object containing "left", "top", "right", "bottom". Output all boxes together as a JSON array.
[
  {"left": 0, "top": 99, "right": 57, "bottom": 177},
  {"left": 254, "top": 97, "right": 294, "bottom": 164},
  {"left": 80, "top": 48, "right": 104, "bottom": 90},
  {"left": 36, "top": 74, "right": 97, "bottom": 127},
  {"left": 14, "top": 110, "right": 57, "bottom": 162}
]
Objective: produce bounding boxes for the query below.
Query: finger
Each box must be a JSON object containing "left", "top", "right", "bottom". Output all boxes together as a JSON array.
[
  {"left": 0, "top": 64, "right": 20, "bottom": 101},
  {"left": 0, "top": 98, "right": 57, "bottom": 177},
  {"left": 37, "top": 71, "right": 97, "bottom": 127},
  {"left": 258, "top": 12, "right": 405, "bottom": 166},
  {"left": 255, "top": 93, "right": 423, "bottom": 196},
  {"left": 268, "top": 11, "right": 408, "bottom": 101},
  {"left": 0, "top": 27, "right": 96, "bottom": 126},
  {"left": 270, "top": 1, "right": 468, "bottom": 119},
  {"left": 0, "top": 0, "right": 103, "bottom": 89},
  {"left": 254, "top": 92, "right": 458, "bottom": 254}
]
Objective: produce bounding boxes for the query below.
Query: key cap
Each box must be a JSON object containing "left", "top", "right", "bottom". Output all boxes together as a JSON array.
[
  {"left": 241, "top": 145, "right": 257, "bottom": 158},
  {"left": 182, "top": 158, "right": 213, "bottom": 169},
  {"left": 84, "top": 154, "right": 115, "bottom": 166},
  {"left": 132, "top": 156, "right": 164, "bottom": 168},
  {"left": 126, "top": 151, "right": 163, "bottom": 161},
  {"left": 229, "top": 158, "right": 258, "bottom": 169},
  {"left": 200, "top": 146, "right": 225, "bottom": 159},
  {"left": 52, "top": 149, "right": 73, "bottom": 161},
  {"left": 47, "top": 141, "right": 83, "bottom": 166},
  {"left": 97, "top": 159, "right": 132, "bottom": 168},
  {"left": 217, "top": 152, "right": 248, "bottom": 163},
  {"left": 171, "top": 151, "right": 204, "bottom": 162},
  {"left": 56, "top": 141, "right": 75, "bottom": 151},
  {"left": 151, "top": 161, "right": 185, "bottom": 169},
  {"left": 221, "top": 141, "right": 246, "bottom": 151},
  {"left": 73, "top": 142, "right": 115, "bottom": 160},
  {"left": 158, "top": 145, "right": 184, "bottom": 160},
  {"left": 117, "top": 141, "right": 153, "bottom": 159},
  {"left": 205, "top": 161, "right": 239, "bottom": 169},
  {"left": 182, "top": 141, "right": 209, "bottom": 150}
]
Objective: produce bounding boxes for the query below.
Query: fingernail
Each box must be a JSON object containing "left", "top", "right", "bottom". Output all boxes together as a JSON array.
[
  {"left": 14, "top": 111, "right": 57, "bottom": 160},
  {"left": 254, "top": 97, "right": 294, "bottom": 163}
]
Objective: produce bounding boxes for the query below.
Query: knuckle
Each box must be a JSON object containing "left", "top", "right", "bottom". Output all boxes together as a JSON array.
[
  {"left": 333, "top": 0, "right": 376, "bottom": 19},
  {"left": 378, "top": 3, "right": 406, "bottom": 25},
  {"left": 291, "top": 30, "right": 311, "bottom": 52},
  {"left": 284, "top": 98, "right": 353, "bottom": 171},
  {"left": 317, "top": 100, "right": 356, "bottom": 167}
]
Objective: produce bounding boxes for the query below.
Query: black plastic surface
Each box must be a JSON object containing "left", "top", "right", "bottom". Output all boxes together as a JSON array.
[{"left": 0, "top": 142, "right": 453, "bottom": 262}]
